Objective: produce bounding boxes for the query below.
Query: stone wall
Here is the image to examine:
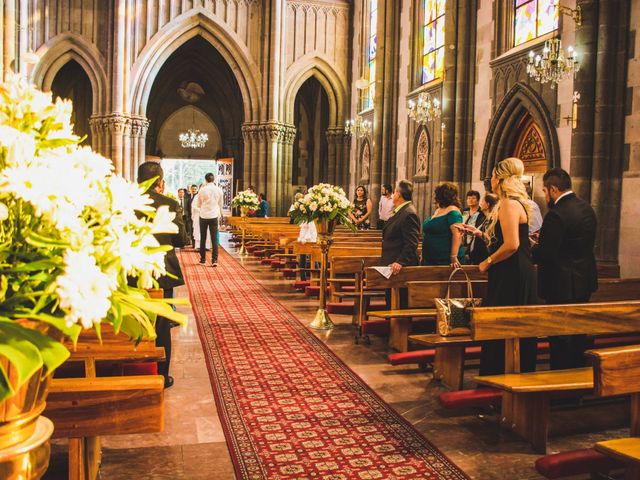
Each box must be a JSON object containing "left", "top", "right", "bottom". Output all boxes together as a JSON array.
[{"left": 619, "top": 0, "right": 640, "bottom": 276}]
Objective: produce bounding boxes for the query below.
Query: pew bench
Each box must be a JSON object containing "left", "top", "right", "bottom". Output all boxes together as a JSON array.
[{"left": 469, "top": 301, "right": 640, "bottom": 453}]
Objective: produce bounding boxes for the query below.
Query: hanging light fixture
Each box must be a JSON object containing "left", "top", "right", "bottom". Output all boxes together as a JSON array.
[
  {"left": 345, "top": 115, "right": 372, "bottom": 138},
  {"left": 407, "top": 92, "right": 441, "bottom": 125},
  {"left": 178, "top": 110, "right": 208, "bottom": 149},
  {"left": 527, "top": 38, "right": 579, "bottom": 88}
]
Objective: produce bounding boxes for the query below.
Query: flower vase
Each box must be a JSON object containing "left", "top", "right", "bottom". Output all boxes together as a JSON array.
[
  {"left": 309, "top": 218, "right": 336, "bottom": 330},
  {"left": 238, "top": 207, "right": 249, "bottom": 256},
  {"left": 0, "top": 321, "right": 58, "bottom": 480}
]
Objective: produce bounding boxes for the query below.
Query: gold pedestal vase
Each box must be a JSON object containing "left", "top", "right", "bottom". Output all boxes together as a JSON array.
[
  {"left": 238, "top": 207, "right": 249, "bottom": 256},
  {"left": 309, "top": 218, "right": 335, "bottom": 330},
  {"left": 0, "top": 320, "right": 61, "bottom": 479}
]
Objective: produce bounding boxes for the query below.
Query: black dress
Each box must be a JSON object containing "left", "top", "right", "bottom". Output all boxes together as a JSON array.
[{"left": 478, "top": 217, "right": 538, "bottom": 376}]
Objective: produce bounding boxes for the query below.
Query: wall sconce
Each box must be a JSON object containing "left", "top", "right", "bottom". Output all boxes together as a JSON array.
[
  {"left": 563, "top": 91, "right": 580, "bottom": 129},
  {"left": 555, "top": 1, "right": 582, "bottom": 26}
]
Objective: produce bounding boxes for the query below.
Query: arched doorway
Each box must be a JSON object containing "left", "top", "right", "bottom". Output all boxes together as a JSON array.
[
  {"left": 145, "top": 36, "right": 244, "bottom": 190},
  {"left": 292, "top": 77, "right": 330, "bottom": 188},
  {"left": 511, "top": 114, "right": 548, "bottom": 174},
  {"left": 50, "top": 60, "right": 93, "bottom": 146}
]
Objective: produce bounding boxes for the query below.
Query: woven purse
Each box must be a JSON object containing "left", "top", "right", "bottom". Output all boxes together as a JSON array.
[{"left": 434, "top": 268, "right": 483, "bottom": 337}]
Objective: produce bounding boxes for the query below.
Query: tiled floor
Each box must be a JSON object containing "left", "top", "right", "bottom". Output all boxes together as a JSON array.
[{"left": 45, "top": 238, "right": 630, "bottom": 479}]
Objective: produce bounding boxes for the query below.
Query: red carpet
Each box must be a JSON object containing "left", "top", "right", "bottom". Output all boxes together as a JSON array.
[{"left": 179, "top": 248, "right": 469, "bottom": 480}]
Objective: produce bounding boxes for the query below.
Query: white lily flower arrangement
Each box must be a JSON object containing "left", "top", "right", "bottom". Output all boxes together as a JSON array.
[
  {"left": 0, "top": 74, "right": 188, "bottom": 401},
  {"left": 231, "top": 189, "right": 260, "bottom": 210},
  {"left": 289, "top": 183, "right": 355, "bottom": 231}
]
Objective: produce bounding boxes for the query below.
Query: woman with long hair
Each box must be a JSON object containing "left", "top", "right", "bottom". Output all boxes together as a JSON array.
[
  {"left": 350, "top": 185, "right": 373, "bottom": 230},
  {"left": 421, "top": 182, "right": 465, "bottom": 266},
  {"left": 477, "top": 157, "right": 538, "bottom": 376}
]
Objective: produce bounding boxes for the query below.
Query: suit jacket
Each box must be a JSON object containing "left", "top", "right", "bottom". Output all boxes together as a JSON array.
[
  {"left": 381, "top": 202, "right": 420, "bottom": 266},
  {"left": 148, "top": 190, "right": 187, "bottom": 290},
  {"left": 532, "top": 192, "right": 597, "bottom": 303}
]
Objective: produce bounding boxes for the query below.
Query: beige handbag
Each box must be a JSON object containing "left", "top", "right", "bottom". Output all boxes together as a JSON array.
[{"left": 434, "top": 268, "right": 483, "bottom": 337}]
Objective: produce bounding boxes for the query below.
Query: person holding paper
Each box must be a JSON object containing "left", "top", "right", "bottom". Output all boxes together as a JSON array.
[{"left": 380, "top": 180, "right": 421, "bottom": 307}]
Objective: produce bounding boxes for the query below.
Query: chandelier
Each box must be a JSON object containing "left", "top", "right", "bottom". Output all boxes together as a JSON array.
[
  {"left": 345, "top": 116, "right": 372, "bottom": 138},
  {"left": 179, "top": 129, "right": 208, "bottom": 149},
  {"left": 407, "top": 92, "right": 441, "bottom": 125},
  {"left": 527, "top": 38, "right": 579, "bottom": 88}
]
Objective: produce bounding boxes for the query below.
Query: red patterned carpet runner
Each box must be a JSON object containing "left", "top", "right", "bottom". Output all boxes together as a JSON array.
[{"left": 179, "top": 248, "right": 469, "bottom": 480}]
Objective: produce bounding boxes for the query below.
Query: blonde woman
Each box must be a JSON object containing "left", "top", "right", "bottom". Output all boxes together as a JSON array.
[{"left": 477, "top": 158, "right": 538, "bottom": 376}]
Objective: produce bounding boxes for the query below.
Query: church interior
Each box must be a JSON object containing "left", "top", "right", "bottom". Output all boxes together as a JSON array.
[{"left": 1, "top": 0, "right": 640, "bottom": 479}]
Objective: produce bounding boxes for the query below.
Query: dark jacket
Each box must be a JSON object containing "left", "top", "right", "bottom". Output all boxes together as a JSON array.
[
  {"left": 532, "top": 192, "right": 597, "bottom": 303},
  {"left": 381, "top": 202, "right": 420, "bottom": 266},
  {"left": 148, "top": 190, "right": 187, "bottom": 290}
]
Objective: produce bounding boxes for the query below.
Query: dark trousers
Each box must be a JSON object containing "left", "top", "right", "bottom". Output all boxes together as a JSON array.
[
  {"left": 377, "top": 220, "right": 386, "bottom": 230},
  {"left": 199, "top": 217, "right": 219, "bottom": 263},
  {"left": 479, "top": 338, "right": 538, "bottom": 376},
  {"left": 549, "top": 295, "right": 592, "bottom": 370},
  {"left": 156, "top": 288, "right": 174, "bottom": 380},
  {"left": 385, "top": 288, "right": 408, "bottom": 309}
]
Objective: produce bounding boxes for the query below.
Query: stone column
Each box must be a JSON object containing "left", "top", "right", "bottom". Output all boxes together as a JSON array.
[
  {"left": 326, "top": 129, "right": 338, "bottom": 184},
  {"left": 241, "top": 124, "right": 254, "bottom": 189},
  {"left": 371, "top": 0, "right": 401, "bottom": 224},
  {"left": 341, "top": 133, "right": 352, "bottom": 190},
  {"left": 3, "top": 0, "right": 16, "bottom": 79}
]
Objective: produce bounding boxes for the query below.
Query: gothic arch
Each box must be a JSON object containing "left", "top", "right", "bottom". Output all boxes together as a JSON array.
[
  {"left": 129, "top": 11, "right": 260, "bottom": 121},
  {"left": 283, "top": 56, "right": 347, "bottom": 127},
  {"left": 413, "top": 125, "right": 431, "bottom": 179},
  {"left": 481, "top": 82, "right": 559, "bottom": 182},
  {"left": 32, "top": 32, "right": 107, "bottom": 113},
  {"left": 360, "top": 138, "right": 371, "bottom": 181}
]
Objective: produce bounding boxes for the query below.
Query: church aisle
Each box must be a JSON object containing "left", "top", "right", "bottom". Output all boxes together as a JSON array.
[
  {"left": 61, "top": 236, "right": 629, "bottom": 480},
  {"left": 176, "top": 243, "right": 469, "bottom": 479}
]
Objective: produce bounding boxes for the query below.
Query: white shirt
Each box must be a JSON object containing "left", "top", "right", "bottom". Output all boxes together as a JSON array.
[
  {"left": 555, "top": 190, "right": 574, "bottom": 205},
  {"left": 378, "top": 195, "right": 394, "bottom": 221},
  {"left": 197, "top": 183, "right": 224, "bottom": 219},
  {"left": 528, "top": 199, "right": 543, "bottom": 234}
]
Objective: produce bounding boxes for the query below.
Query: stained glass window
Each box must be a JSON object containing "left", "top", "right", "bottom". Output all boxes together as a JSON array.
[
  {"left": 421, "top": 0, "right": 446, "bottom": 84},
  {"left": 365, "top": 0, "right": 378, "bottom": 110},
  {"left": 514, "top": 0, "right": 558, "bottom": 46}
]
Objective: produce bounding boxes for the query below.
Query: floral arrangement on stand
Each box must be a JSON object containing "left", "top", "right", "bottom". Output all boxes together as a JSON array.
[
  {"left": 289, "top": 183, "right": 355, "bottom": 232},
  {"left": 231, "top": 189, "right": 260, "bottom": 213},
  {"left": 0, "top": 74, "right": 188, "bottom": 402}
]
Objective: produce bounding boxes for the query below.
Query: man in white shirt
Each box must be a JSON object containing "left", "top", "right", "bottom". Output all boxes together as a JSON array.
[
  {"left": 377, "top": 184, "right": 394, "bottom": 229},
  {"left": 197, "top": 172, "right": 224, "bottom": 266},
  {"left": 525, "top": 184, "right": 543, "bottom": 234}
]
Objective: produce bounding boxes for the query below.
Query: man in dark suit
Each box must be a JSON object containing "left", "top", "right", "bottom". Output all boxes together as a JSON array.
[
  {"left": 137, "top": 161, "right": 187, "bottom": 389},
  {"left": 381, "top": 180, "right": 421, "bottom": 308},
  {"left": 178, "top": 188, "right": 191, "bottom": 247},
  {"left": 532, "top": 168, "right": 598, "bottom": 370}
]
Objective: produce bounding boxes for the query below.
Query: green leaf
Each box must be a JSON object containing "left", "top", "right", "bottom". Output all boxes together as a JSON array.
[
  {"left": 5, "top": 260, "right": 61, "bottom": 273},
  {"left": 21, "top": 313, "right": 81, "bottom": 344},
  {"left": 0, "top": 320, "right": 69, "bottom": 378},
  {"left": 0, "top": 326, "right": 44, "bottom": 397}
]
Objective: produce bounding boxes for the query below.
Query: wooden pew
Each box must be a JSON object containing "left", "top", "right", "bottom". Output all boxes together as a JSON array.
[
  {"left": 46, "top": 326, "right": 165, "bottom": 480},
  {"left": 365, "top": 266, "right": 486, "bottom": 352},
  {"left": 589, "top": 345, "right": 640, "bottom": 479},
  {"left": 469, "top": 300, "right": 640, "bottom": 453},
  {"left": 409, "top": 277, "right": 640, "bottom": 390}
]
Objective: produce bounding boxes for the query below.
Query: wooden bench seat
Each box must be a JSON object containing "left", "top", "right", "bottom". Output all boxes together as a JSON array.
[
  {"left": 474, "top": 367, "right": 593, "bottom": 393},
  {"left": 595, "top": 439, "right": 640, "bottom": 466},
  {"left": 367, "top": 308, "right": 437, "bottom": 319},
  {"left": 46, "top": 376, "right": 164, "bottom": 438}
]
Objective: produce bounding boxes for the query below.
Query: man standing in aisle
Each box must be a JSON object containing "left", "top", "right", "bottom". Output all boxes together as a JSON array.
[
  {"left": 532, "top": 168, "right": 598, "bottom": 370},
  {"left": 137, "top": 161, "right": 187, "bottom": 389},
  {"left": 197, "top": 172, "right": 224, "bottom": 266}
]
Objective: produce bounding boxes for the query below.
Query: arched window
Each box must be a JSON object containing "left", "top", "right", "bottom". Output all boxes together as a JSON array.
[
  {"left": 414, "top": 127, "right": 430, "bottom": 177},
  {"left": 360, "top": 139, "right": 371, "bottom": 180},
  {"left": 365, "top": 0, "right": 378, "bottom": 110},
  {"left": 514, "top": 0, "right": 558, "bottom": 47},
  {"left": 421, "top": 0, "right": 446, "bottom": 84}
]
